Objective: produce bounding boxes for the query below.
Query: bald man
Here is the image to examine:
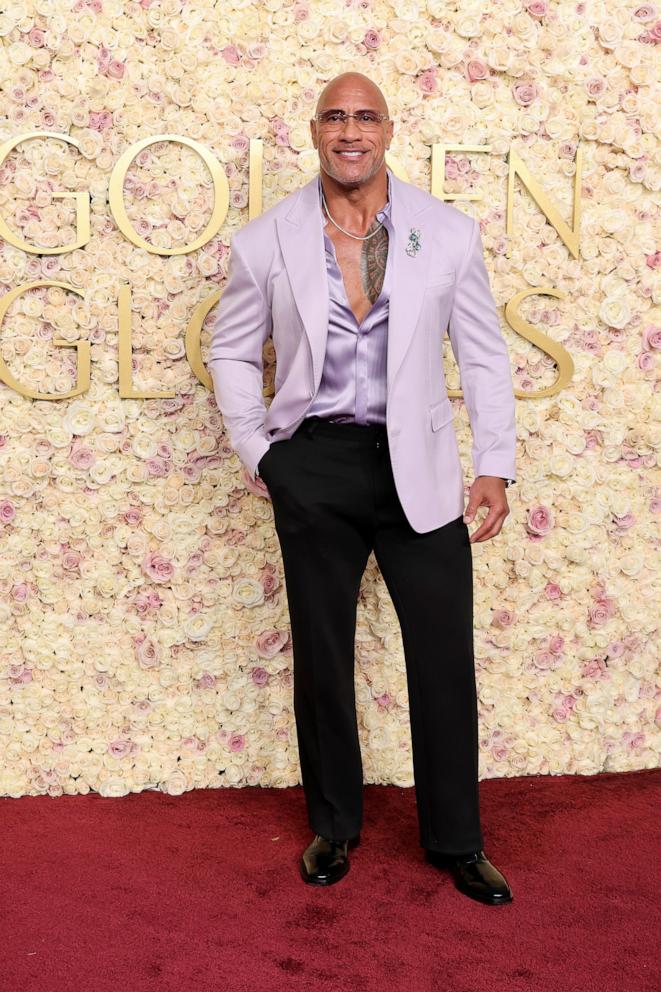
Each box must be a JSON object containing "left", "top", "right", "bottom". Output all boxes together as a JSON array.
[{"left": 209, "top": 72, "right": 516, "bottom": 905}]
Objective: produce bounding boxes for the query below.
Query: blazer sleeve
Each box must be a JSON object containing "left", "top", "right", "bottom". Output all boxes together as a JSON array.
[
  {"left": 447, "top": 218, "right": 517, "bottom": 484},
  {"left": 207, "top": 233, "right": 272, "bottom": 480}
]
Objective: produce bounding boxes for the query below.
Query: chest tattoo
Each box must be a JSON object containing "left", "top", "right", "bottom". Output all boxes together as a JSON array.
[{"left": 360, "top": 225, "right": 389, "bottom": 304}]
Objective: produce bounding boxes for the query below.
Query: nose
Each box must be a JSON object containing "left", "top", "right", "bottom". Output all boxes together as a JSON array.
[{"left": 339, "top": 115, "right": 361, "bottom": 139}]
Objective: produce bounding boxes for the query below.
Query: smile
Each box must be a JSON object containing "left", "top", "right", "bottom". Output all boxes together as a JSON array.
[{"left": 334, "top": 150, "right": 368, "bottom": 159}]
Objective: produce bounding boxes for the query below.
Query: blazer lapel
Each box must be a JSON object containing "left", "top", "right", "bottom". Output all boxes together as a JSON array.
[
  {"left": 387, "top": 172, "right": 434, "bottom": 394},
  {"left": 275, "top": 177, "right": 329, "bottom": 391}
]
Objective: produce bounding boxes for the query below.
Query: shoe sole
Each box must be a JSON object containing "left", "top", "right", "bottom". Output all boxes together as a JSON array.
[{"left": 454, "top": 880, "right": 513, "bottom": 905}]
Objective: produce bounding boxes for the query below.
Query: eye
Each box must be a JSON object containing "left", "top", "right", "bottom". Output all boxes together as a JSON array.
[{"left": 360, "top": 112, "right": 379, "bottom": 123}]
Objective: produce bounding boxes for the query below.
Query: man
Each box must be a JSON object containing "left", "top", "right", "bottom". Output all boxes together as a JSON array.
[{"left": 208, "top": 72, "right": 516, "bottom": 906}]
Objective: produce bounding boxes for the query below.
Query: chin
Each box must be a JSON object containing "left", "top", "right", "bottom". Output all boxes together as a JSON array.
[{"left": 322, "top": 158, "right": 381, "bottom": 186}]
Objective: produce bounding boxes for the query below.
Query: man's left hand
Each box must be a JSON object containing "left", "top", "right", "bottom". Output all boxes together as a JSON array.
[{"left": 463, "top": 476, "right": 510, "bottom": 543}]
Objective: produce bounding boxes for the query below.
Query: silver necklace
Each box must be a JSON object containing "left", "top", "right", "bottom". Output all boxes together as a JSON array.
[{"left": 321, "top": 191, "right": 385, "bottom": 241}]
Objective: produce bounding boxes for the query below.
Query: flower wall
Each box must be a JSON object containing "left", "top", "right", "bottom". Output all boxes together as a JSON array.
[{"left": 0, "top": 0, "right": 659, "bottom": 798}]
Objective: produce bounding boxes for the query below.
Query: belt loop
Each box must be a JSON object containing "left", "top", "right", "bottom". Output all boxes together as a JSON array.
[{"left": 303, "top": 416, "right": 319, "bottom": 437}]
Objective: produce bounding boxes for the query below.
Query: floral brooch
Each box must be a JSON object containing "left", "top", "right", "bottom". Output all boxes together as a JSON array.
[{"left": 406, "top": 227, "right": 422, "bottom": 257}]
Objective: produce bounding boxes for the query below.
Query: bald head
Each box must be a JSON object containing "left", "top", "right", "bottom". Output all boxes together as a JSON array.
[{"left": 315, "top": 72, "right": 389, "bottom": 118}]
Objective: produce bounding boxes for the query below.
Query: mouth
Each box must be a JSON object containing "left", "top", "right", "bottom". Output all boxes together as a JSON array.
[{"left": 333, "top": 149, "right": 369, "bottom": 160}]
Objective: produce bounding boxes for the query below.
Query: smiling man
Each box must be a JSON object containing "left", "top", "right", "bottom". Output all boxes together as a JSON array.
[{"left": 208, "top": 72, "right": 517, "bottom": 905}]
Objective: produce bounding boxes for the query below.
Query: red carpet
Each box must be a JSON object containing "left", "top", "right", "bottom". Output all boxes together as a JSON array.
[{"left": 1, "top": 769, "right": 658, "bottom": 992}]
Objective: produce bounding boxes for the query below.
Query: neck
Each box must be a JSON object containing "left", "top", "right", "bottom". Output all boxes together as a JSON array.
[{"left": 320, "top": 167, "right": 388, "bottom": 232}]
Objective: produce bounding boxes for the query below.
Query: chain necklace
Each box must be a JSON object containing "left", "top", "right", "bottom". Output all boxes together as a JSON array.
[{"left": 321, "top": 191, "right": 385, "bottom": 241}]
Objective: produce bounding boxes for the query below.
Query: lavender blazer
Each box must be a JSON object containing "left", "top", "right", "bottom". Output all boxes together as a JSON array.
[{"left": 208, "top": 170, "right": 516, "bottom": 534}]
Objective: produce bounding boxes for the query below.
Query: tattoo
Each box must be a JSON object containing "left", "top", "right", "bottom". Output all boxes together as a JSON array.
[{"left": 360, "top": 225, "right": 389, "bottom": 303}]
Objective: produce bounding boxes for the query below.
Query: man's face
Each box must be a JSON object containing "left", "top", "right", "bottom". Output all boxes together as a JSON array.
[{"left": 310, "top": 77, "right": 393, "bottom": 188}]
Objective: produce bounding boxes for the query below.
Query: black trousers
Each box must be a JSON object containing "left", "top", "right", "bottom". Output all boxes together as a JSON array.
[{"left": 257, "top": 415, "right": 484, "bottom": 854}]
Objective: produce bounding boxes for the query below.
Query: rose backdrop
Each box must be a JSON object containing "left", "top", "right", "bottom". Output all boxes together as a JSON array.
[{"left": 0, "top": 0, "right": 659, "bottom": 798}]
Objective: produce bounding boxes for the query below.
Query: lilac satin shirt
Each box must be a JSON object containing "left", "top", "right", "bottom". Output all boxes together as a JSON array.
[{"left": 305, "top": 171, "right": 394, "bottom": 425}]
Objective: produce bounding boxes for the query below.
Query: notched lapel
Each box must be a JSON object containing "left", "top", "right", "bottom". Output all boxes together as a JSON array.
[
  {"left": 387, "top": 183, "right": 434, "bottom": 393},
  {"left": 275, "top": 180, "right": 329, "bottom": 390}
]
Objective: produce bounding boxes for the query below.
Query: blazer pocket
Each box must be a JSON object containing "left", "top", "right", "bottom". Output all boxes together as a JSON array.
[{"left": 430, "top": 397, "right": 455, "bottom": 431}]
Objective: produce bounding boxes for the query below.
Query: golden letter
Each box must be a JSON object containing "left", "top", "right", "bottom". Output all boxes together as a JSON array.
[
  {"left": 185, "top": 290, "right": 219, "bottom": 390},
  {"left": 505, "top": 287, "right": 574, "bottom": 398},
  {"left": 108, "top": 134, "right": 229, "bottom": 255},
  {"left": 507, "top": 146, "right": 583, "bottom": 259},
  {"left": 249, "top": 139, "right": 263, "bottom": 221},
  {"left": 0, "top": 132, "right": 90, "bottom": 254},
  {"left": 0, "top": 282, "right": 90, "bottom": 399}
]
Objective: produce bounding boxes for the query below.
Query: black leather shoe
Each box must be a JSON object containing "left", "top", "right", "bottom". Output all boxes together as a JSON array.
[
  {"left": 300, "top": 832, "right": 361, "bottom": 886},
  {"left": 425, "top": 848, "right": 513, "bottom": 904}
]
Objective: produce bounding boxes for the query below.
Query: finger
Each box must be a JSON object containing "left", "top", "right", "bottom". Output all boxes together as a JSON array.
[
  {"left": 468, "top": 509, "right": 506, "bottom": 543},
  {"left": 463, "top": 499, "right": 485, "bottom": 524}
]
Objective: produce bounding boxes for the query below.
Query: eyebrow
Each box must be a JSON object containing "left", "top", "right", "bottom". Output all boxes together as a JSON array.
[{"left": 318, "top": 107, "right": 383, "bottom": 114}]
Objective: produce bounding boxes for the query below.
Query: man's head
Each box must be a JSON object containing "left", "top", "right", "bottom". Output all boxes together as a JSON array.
[{"left": 310, "top": 72, "right": 394, "bottom": 189}]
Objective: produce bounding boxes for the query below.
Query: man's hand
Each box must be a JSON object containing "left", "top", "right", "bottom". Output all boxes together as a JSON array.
[{"left": 463, "top": 476, "right": 510, "bottom": 543}]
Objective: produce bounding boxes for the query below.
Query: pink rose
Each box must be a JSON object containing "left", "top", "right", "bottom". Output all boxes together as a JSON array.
[
  {"left": 532, "top": 650, "right": 559, "bottom": 670},
  {"left": 89, "top": 110, "right": 113, "bottom": 131},
  {"left": 251, "top": 667, "right": 270, "bottom": 686},
  {"left": 107, "top": 60, "right": 125, "bottom": 80},
  {"left": 466, "top": 58, "right": 488, "bottom": 82},
  {"left": 588, "top": 598, "right": 616, "bottom": 627},
  {"left": 109, "top": 739, "right": 132, "bottom": 758},
  {"left": 231, "top": 135, "right": 249, "bottom": 153},
  {"left": 0, "top": 499, "right": 16, "bottom": 523},
  {"left": 229, "top": 733, "right": 245, "bottom": 752},
  {"left": 69, "top": 445, "right": 96, "bottom": 469},
  {"left": 512, "top": 80, "right": 538, "bottom": 106},
  {"left": 256, "top": 628, "right": 288, "bottom": 658},
  {"left": 28, "top": 28, "right": 46, "bottom": 47},
  {"left": 492, "top": 609, "right": 515, "bottom": 627},
  {"left": 642, "top": 324, "right": 661, "bottom": 349},
  {"left": 134, "top": 635, "right": 160, "bottom": 669},
  {"left": 146, "top": 457, "right": 170, "bottom": 477},
  {"left": 221, "top": 45, "right": 240, "bottom": 64},
  {"left": 633, "top": 5, "right": 657, "bottom": 20},
  {"left": 582, "top": 658, "right": 607, "bottom": 679},
  {"left": 544, "top": 582, "right": 562, "bottom": 599},
  {"left": 417, "top": 70, "right": 437, "bottom": 94},
  {"left": 613, "top": 512, "right": 635, "bottom": 529},
  {"left": 62, "top": 549, "right": 82, "bottom": 571},
  {"left": 525, "top": 0, "right": 550, "bottom": 16},
  {"left": 585, "top": 77, "right": 605, "bottom": 98},
  {"left": 142, "top": 551, "right": 175, "bottom": 583},
  {"left": 11, "top": 583, "right": 28, "bottom": 602},
  {"left": 364, "top": 29, "right": 381, "bottom": 49},
  {"left": 526, "top": 504, "right": 554, "bottom": 536}
]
